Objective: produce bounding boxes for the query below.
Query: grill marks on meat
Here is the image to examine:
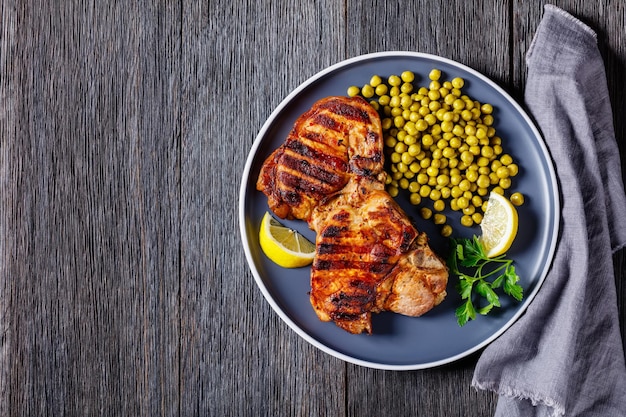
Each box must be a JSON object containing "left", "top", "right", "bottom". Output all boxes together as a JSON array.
[
  {"left": 308, "top": 176, "right": 447, "bottom": 334},
  {"left": 256, "top": 96, "right": 448, "bottom": 334},
  {"left": 256, "top": 96, "right": 384, "bottom": 221}
]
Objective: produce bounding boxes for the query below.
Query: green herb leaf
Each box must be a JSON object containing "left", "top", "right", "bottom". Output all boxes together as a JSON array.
[
  {"left": 455, "top": 241, "right": 464, "bottom": 261},
  {"left": 491, "top": 272, "right": 505, "bottom": 289},
  {"left": 503, "top": 264, "right": 523, "bottom": 301},
  {"left": 478, "top": 303, "right": 495, "bottom": 315},
  {"left": 455, "top": 299, "right": 476, "bottom": 327},
  {"left": 474, "top": 280, "right": 489, "bottom": 297},
  {"left": 457, "top": 278, "right": 474, "bottom": 300},
  {"left": 459, "top": 237, "right": 484, "bottom": 267},
  {"left": 449, "top": 236, "right": 524, "bottom": 326},
  {"left": 475, "top": 281, "right": 500, "bottom": 307}
]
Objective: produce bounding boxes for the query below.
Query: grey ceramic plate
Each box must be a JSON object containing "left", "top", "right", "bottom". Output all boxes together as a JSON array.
[{"left": 239, "top": 52, "right": 559, "bottom": 370}]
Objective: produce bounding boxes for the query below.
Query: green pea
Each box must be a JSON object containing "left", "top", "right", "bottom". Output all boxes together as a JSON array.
[
  {"left": 370, "top": 75, "right": 382, "bottom": 87},
  {"left": 401, "top": 71, "right": 415, "bottom": 83},
  {"left": 510, "top": 192, "right": 525, "bottom": 206},
  {"left": 361, "top": 84, "right": 375, "bottom": 98},
  {"left": 347, "top": 86, "right": 360, "bottom": 97}
]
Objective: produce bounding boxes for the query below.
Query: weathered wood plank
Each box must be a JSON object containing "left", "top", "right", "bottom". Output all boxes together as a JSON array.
[
  {"left": 347, "top": 355, "right": 496, "bottom": 417},
  {"left": 178, "top": 1, "right": 347, "bottom": 416},
  {"left": 1, "top": 1, "right": 181, "bottom": 415},
  {"left": 347, "top": 0, "right": 512, "bottom": 88},
  {"left": 0, "top": 1, "right": 17, "bottom": 415}
]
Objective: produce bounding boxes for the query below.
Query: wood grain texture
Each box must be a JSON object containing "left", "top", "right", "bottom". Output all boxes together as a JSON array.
[
  {"left": 1, "top": 1, "right": 624, "bottom": 416},
  {"left": 348, "top": 0, "right": 511, "bottom": 86},
  {"left": 178, "top": 1, "right": 348, "bottom": 416},
  {"left": 2, "top": 1, "right": 182, "bottom": 415}
]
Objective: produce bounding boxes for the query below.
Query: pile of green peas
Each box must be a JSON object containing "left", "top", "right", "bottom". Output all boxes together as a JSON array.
[{"left": 347, "top": 69, "right": 524, "bottom": 237}]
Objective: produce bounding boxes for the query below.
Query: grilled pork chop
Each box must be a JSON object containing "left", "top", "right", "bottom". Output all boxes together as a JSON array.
[
  {"left": 257, "top": 96, "right": 448, "bottom": 334},
  {"left": 257, "top": 96, "right": 385, "bottom": 221},
  {"left": 309, "top": 176, "right": 448, "bottom": 334}
]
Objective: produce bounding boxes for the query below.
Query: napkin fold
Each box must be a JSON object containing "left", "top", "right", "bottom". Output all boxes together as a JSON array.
[{"left": 472, "top": 5, "right": 626, "bottom": 417}]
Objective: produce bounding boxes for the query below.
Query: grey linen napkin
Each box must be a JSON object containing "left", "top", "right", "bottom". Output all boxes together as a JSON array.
[{"left": 472, "top": 5, "right": 626, "bottom": 417}]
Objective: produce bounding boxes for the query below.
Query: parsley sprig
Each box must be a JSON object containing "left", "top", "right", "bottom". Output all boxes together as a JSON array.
[{"left": 448, "top": 236, "right": 523, "bottom": 326}]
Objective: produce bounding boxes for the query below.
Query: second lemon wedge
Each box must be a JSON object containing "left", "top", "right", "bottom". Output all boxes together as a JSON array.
[{"left": 479, "top": 192, "right": 519, "bottom": 258}]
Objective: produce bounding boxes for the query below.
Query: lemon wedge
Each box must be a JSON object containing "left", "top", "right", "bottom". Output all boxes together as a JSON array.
[
  {"left": 259, "top": 211, "right": 316, "bottom": 268},
  {"left": 479, "top": 192, "right": 519, "bottom": 258}
]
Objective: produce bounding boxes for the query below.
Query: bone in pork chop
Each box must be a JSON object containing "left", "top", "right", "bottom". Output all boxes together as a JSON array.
[{"left": 256, "top": 96, "right": 385, "bottom": 221}]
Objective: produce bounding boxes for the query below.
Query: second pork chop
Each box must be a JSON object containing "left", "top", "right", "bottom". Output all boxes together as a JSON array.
[{"left": 309, "top": 176, "right": 448, "bottom": 334}]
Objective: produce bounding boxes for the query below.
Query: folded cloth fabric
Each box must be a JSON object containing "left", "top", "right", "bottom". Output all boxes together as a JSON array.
[{"left": 472, "top": 5, "right": 626, "bottom": 417}]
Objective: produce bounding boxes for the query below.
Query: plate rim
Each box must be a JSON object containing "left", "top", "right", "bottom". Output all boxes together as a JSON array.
[{"left": 239, "top": 51, "right": 560, "bottom": 370}]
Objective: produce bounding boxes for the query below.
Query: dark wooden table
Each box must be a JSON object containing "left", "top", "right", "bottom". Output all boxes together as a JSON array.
[{"left": 2, "top": 1, "right": 625, "bottom": 416}]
